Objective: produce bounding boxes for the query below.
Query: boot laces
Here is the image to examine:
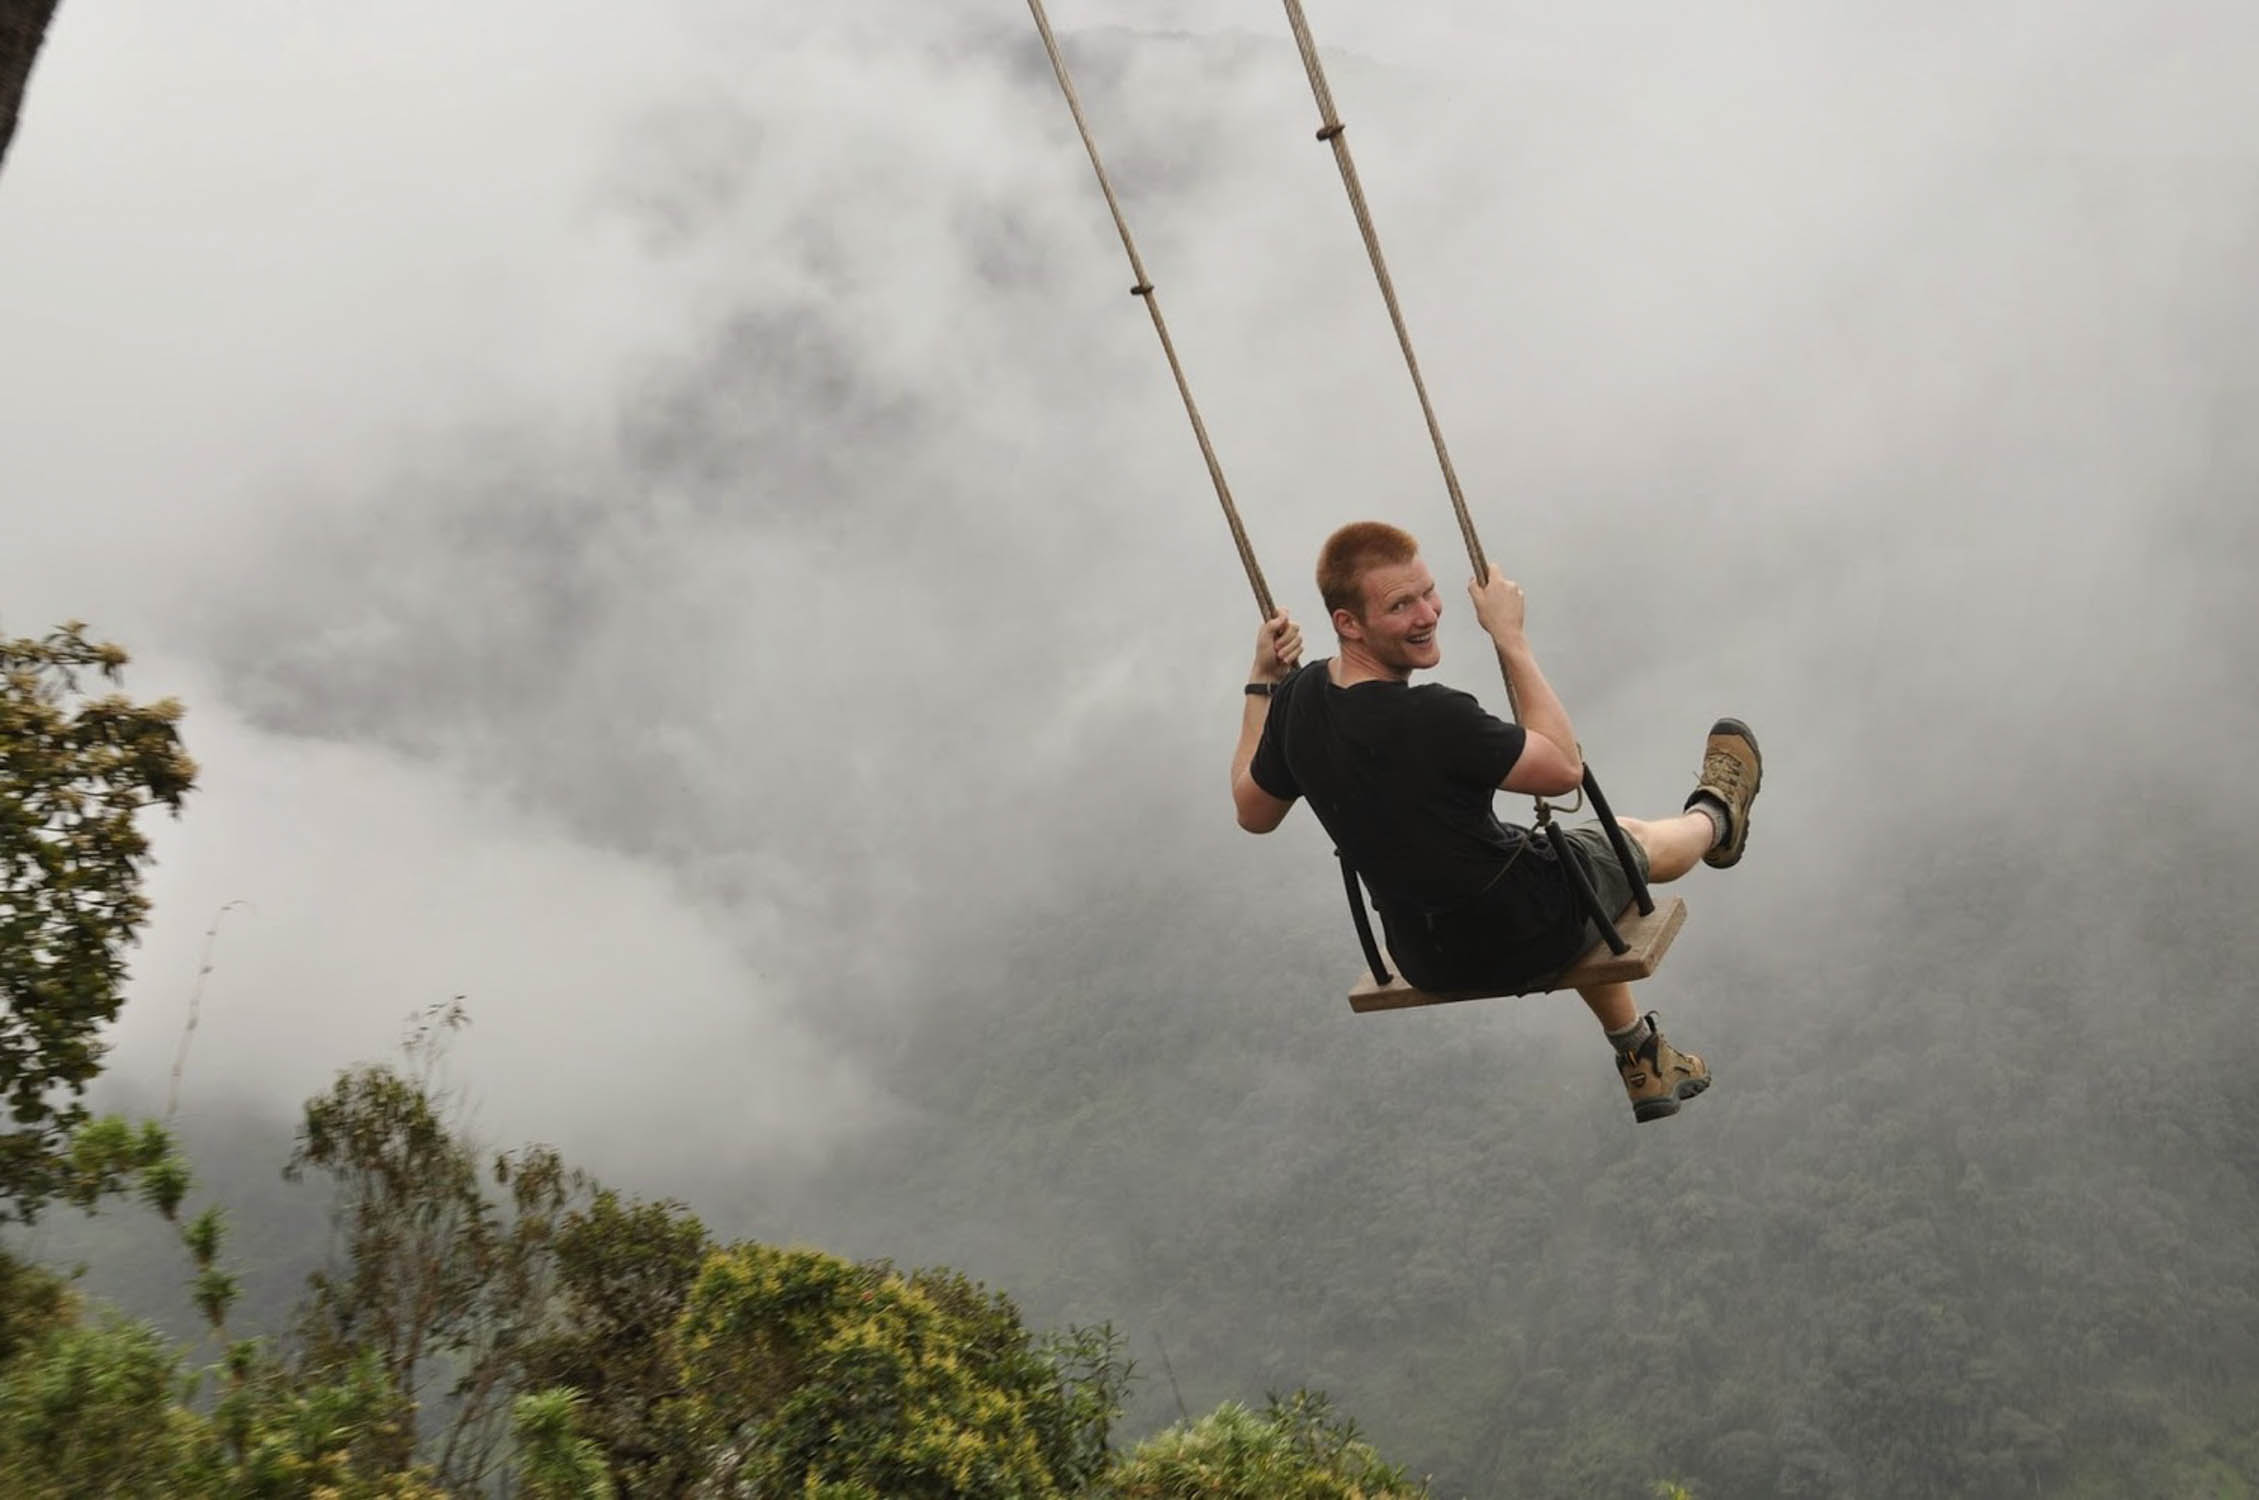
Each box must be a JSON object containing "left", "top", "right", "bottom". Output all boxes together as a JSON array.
[{"left": 1701, "top": 747, "right": 1751, "bottom": 802}]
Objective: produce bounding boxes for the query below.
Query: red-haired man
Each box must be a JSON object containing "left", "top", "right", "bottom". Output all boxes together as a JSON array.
[{"left": 1230, "top": 521, "right": 1761, "bottom": 1123}]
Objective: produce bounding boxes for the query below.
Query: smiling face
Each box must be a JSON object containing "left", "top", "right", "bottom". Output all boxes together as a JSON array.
[{"left": 1334, "top": 554, "right": 1443, "bottom": 677}]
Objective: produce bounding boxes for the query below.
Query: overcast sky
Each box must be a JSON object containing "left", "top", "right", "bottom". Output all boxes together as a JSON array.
[{"left": 3, "top": 1, "right": 2253, "bottom": 1193}]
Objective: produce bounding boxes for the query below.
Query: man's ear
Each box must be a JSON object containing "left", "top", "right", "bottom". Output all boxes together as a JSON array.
[{"left": 1332, "top": 606, "right": 1365, "bottom": 642}]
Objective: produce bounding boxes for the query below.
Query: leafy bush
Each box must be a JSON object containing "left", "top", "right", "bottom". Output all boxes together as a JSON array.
[{"left": 1102, "top": 1390, "right": 1430, "bottom": 1500}]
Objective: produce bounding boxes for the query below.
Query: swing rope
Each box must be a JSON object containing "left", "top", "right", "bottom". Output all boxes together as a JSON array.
[
  {"left": 1279, "top": 4, "right": 1485, "bottom": 590},
  {"left": 1023, "top": 4, "right": 1659, "bottom": 990},
  {"left": 1279, "top": 0, "right": 1573, "bottom": 826},
  {"left": 1024, "top": 0, "right": 1277, "bottom": 621},
  {"left": 1283, "top": 0, "right": 1581, "bottom": 826},
  {"left": 1276, "top": 3, "right": 1515, "bottom": 687}
]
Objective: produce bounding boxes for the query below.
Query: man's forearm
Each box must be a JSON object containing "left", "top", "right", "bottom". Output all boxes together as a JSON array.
[
  {"left": 1230, "top": 693, "right": 1269, "bottom": 788},
  {"left": 1494, "top": 634, "right": 1580, "bottom": 768},
  {"left": 1231, "top": 691, "right": 1295, "bottom": 832}
]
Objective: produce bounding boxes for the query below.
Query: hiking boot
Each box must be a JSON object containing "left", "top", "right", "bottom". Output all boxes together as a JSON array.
[
  {"left": 1615, "top": 1013, "right": 1711, "bottom": 1123},
  {"left": 1687, "top": 717, "right": 1762, "bottom": 869}
]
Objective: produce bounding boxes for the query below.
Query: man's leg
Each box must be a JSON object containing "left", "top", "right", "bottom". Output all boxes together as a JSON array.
[
  {"left": 1599, "top": 713, "right": 1764, "bottom": 881},
  {"left": 1596, "top": 997, "right": 1711, "bottom": 1122},
  {"left": 1577, "top": 981, "right": 1639, "bottom": 1034},
  {"left": 1577, "top": 815, "right": 1718, "bottom": 1122},
  {"left": 1573, "top": 932, "right": 1710, "bottom": 1124},
  {"left": 1567, "top": 716, "right": 1761, "bottom": 1121},
  {"left": 1612, "top": 811, "right": 1718, "bottom": 884}
]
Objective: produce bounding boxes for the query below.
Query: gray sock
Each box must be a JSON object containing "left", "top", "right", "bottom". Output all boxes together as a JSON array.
[
  {"left": 1606, "top": 1015, "right": 1653, "bottom": 1056},
  {"left": 1688, "top": 795, "right": 1729, "bottom": 849}
]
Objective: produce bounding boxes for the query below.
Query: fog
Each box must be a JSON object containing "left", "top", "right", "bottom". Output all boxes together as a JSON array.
[{"left": 4, "top": 0, "right": 2256, "bottom": 1489}]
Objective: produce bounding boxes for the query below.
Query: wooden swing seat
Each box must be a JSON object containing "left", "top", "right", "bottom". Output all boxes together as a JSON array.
[{"left": 1347, "top": 896, "right": 1686, "bottom": 1013}]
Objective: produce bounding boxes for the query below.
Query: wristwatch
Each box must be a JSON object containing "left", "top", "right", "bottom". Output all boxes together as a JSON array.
[{"left": 1244, "top": 682, "right": 1275, "bottom": 697}]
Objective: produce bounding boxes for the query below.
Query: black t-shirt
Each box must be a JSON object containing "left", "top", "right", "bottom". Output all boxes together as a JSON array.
[{"left": 1249, "top": 659, "right": 1584, "bottom": 990}]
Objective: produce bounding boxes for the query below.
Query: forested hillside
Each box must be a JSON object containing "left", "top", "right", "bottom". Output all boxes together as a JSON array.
[
  {"left": 40, "top": 660, "right": 2259, "bottom": 1497},
  {"left": 760, "top": 645, "right": 2259, "bottom": 1495}
]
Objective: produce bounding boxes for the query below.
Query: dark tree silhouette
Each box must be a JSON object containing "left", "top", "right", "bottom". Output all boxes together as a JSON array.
[{"left": 0, "top": 1, "right": 62, "bottom": 172}]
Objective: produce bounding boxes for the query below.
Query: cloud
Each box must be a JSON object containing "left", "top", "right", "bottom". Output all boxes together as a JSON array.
[
  {"left": 5, "top": 0, "right": 2255, "bottom": 1208},
  {"left": 98, "top": 666, "right": 891, "bottom": 1184}
]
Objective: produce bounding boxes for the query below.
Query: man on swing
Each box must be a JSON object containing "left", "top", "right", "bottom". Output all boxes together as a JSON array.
[{"left": 1230, "top": 521, "right": 1763, "bottom": 1123}]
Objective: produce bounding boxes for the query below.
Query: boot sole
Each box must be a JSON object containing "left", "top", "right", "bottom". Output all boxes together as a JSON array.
[
  {"left": 1699, "top": 717, "right": 1762, "bottom": 869},
  {"left": 1632, "top": 1073, "right": 1712, "bottom": 1123}
]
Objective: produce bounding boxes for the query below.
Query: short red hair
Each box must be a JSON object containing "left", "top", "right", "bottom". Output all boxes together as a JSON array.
[{"left": 1317, "top": 521, "right": 1420, "bottom": 619}]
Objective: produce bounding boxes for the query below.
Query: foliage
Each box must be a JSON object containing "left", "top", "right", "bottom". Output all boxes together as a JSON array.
[
  {"left": 0, "top": 1116, "right": 191, "bottom": 1395},
  {"left": 0, "top": 1251, "right": 72, "bottom": 1368},
  {"left": 517, "top": 1188, "right": 712, "bottom": 1497},
  {"left": 1100, "top": 1390, "right": 1430, "bottom": 1500},
  {"left": 0, "top": 1309, "right": 204, "bottom": 1497},
  {"left": 514, "top": 1387, "right": 618, "bottom": 1500},
  {"left": 675, "top": 1242, "right": 1130, "bottom": 1498},
  {"left": 12, "top": 796, "right": 2259, "bottom": 1498},
  {"left": 0, "top": 1310, "right": 447, "bottom": 1498},
  {"left": 0, "top": 1166, "right": 443, "bottom": 1499},
  {"left": 0, "top": 623, "right": 195, "bottom": 1223},
  {"left": 281, "top": 1039, "right": 1139, "bottom": 1496},
  {"left": 263, "top": 1040, "right": 1150, "bottom": 1496},
  {"left": 195, "top": 1348, "right": 449, "bottom": 1499},
  {"left": 286, "top": 1003, "right": 591, "bottom": 1493},
  {"left": 59, "top": 1112, "right": 190, "bottom": 1219},
  {"left": 284, "top": 1038, "right": 1135, "bottom": 1498}
]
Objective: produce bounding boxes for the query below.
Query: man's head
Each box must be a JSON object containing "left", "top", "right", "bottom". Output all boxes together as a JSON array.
[{"left": 1317, "top": 521, "right": 1442, "bottom": 676}]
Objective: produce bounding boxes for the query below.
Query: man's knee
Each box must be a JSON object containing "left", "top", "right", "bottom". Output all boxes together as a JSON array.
[{"left": 1616, "top": 808, "right": 1712, "bottom": 884}]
